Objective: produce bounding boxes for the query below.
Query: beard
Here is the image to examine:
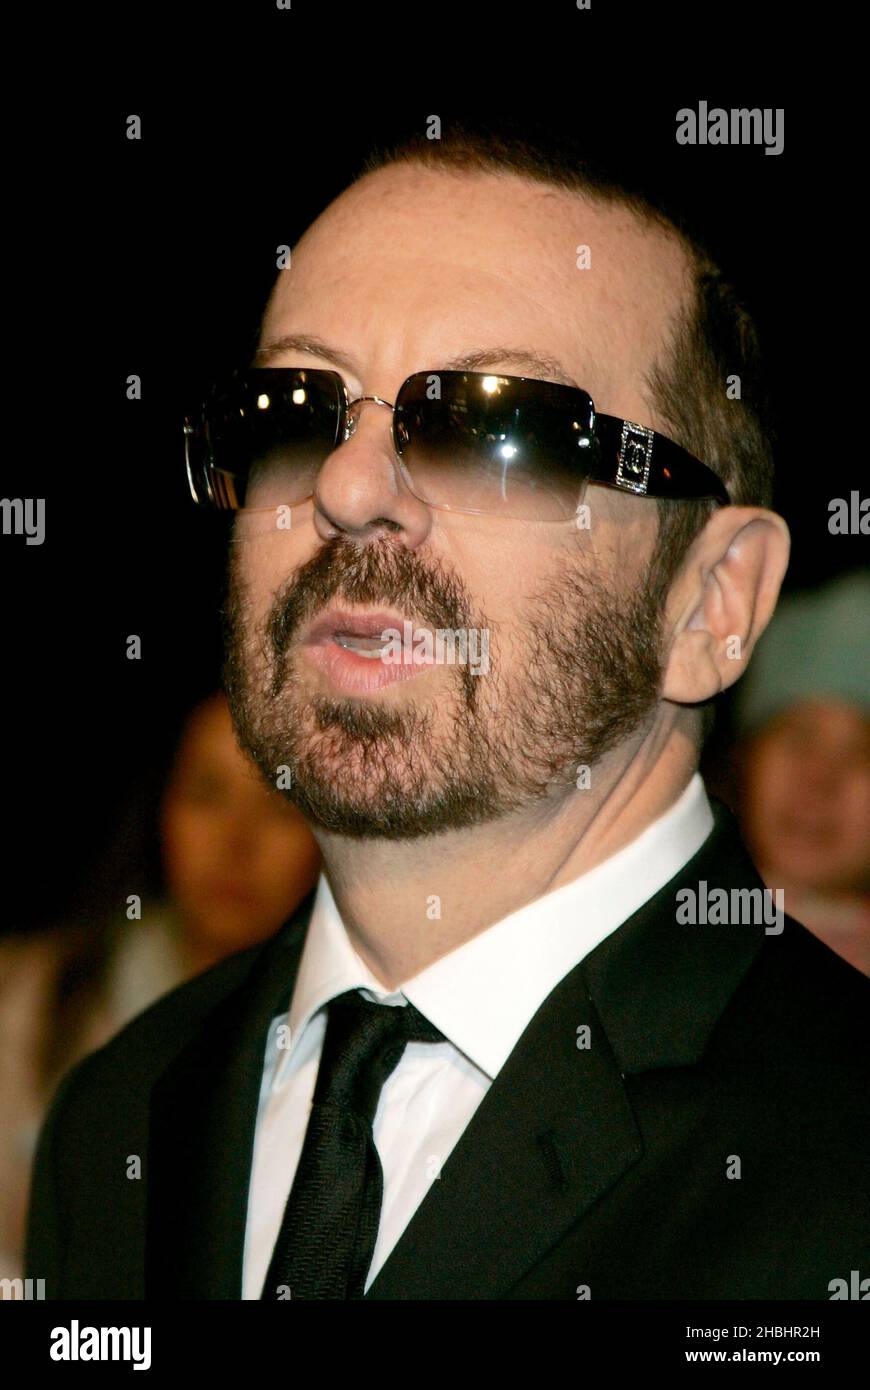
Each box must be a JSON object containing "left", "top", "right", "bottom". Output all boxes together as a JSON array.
[{"left": 222, "top": 533, "right": 666, "bottom": 840}]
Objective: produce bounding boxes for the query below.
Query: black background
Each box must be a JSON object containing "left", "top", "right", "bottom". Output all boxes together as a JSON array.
[{"left": 2, "top": 30, "right": 862, "bottom": 933}]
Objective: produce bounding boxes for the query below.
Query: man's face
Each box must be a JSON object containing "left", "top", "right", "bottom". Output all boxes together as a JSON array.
[{"left": 224, "top": 164, "right": 692, "bottom": 838}]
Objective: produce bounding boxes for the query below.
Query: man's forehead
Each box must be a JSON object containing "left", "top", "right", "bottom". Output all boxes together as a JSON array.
[
  {"left": 261, "top": 164, "right": 692, "bottom": 411},
  {"left": 300, "top": 163, "right": 679, "bottom": 266}
]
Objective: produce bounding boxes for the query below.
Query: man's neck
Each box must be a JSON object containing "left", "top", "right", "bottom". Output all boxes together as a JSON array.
[{"left": 311, "top": 722, "right": 699, "bottom": 990}]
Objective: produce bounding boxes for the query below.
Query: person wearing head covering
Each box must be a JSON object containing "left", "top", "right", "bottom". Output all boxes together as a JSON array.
[{"left": 734, "top": 571, "right": 870, "bottom": 974}]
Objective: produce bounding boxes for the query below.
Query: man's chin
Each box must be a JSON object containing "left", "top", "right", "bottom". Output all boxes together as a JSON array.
[
  {"left": 282, "top": 746, "right": 503, "bottom": 840},
  {"left": 282, "top": 779, "right": 439, "bottom": 839}
]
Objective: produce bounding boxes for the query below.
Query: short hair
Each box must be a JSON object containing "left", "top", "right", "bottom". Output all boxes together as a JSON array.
[{"left": 357, "top": 119, "right": 775, "bottom": 602}]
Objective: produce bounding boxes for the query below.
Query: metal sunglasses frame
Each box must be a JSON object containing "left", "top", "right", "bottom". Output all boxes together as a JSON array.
[{"left": 184, "top": 367, "right": 731, "bottom": 515}]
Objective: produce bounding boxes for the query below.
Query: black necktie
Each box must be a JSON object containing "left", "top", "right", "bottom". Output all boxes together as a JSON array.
[{"left": 260, "top": 987, "right": 446, "bottom": 1300}]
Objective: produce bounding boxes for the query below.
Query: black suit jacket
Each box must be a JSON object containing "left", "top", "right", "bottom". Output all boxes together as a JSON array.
[{"left": 24, "top": 799, "right": 870, "bottom": 1299}]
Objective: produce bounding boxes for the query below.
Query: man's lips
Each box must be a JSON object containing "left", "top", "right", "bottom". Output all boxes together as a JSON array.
[
  {"left": 299, "top": 605, "right": 439, "bottom": 693},
  {"left": 301, "top": 607, "right": 417, "bottom": 646}
]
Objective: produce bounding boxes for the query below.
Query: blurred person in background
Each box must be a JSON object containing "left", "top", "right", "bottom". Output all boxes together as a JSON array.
[
  {"left": 733, "top": 571, "right": 870, "bottom": 975},
  {"left": 0, "top": 690, "right": 320, "bottom": 1280}
]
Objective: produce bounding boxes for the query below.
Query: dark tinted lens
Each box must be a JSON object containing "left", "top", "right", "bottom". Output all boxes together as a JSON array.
[
  {"left": 190, "top": 368, "right": 343, "bottom": 510},
  {"left": 394, "top": 372, "right": 596, "bottom": 519}
]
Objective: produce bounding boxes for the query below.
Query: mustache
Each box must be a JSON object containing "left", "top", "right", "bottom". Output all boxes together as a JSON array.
[{"left": 267, "top": 535, "right": 475, "bottom": 659}]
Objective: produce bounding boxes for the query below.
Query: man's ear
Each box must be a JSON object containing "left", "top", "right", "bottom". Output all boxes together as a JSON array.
[{"left": 661, "top": 506, "right": 791, "bottom": 705}]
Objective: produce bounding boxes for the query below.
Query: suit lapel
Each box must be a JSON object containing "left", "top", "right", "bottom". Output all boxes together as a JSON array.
[
  {"left": 366, "top": 801, "right": 767, "bottom": 1298},
  {"left": 145, "top": 890, "right": 316, "bottom": 1299},
  {"left": 364, "top": 962, "right": 643, "bottom": 1299}
]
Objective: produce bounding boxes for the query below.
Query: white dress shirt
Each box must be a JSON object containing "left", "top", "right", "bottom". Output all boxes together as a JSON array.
[{"left": 242, "top": 773, "right": 714, "bottom": 1298}]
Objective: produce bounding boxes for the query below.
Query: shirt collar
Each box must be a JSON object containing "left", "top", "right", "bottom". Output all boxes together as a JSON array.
[{"left": 273, "top": 773, "right": 713, "bottom": 1089}]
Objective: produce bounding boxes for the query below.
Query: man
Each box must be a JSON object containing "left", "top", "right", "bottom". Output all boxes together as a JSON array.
[{"left": 25, "top": 124, "right": 869, "bottom": 1300}]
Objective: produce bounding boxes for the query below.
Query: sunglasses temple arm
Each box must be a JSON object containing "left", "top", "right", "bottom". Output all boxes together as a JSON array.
[{"left": 591, "top": 414, "right": 730, "bottom": 505}]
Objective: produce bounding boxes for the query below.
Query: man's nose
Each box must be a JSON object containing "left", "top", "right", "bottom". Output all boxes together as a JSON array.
[{"left": 311, "top": 398, "right": 434, "bottom": 547}]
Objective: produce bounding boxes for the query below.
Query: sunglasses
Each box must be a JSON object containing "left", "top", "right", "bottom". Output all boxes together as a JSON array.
[{"left": 184, "top": 367, "right": 730, "bottom": 523}]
